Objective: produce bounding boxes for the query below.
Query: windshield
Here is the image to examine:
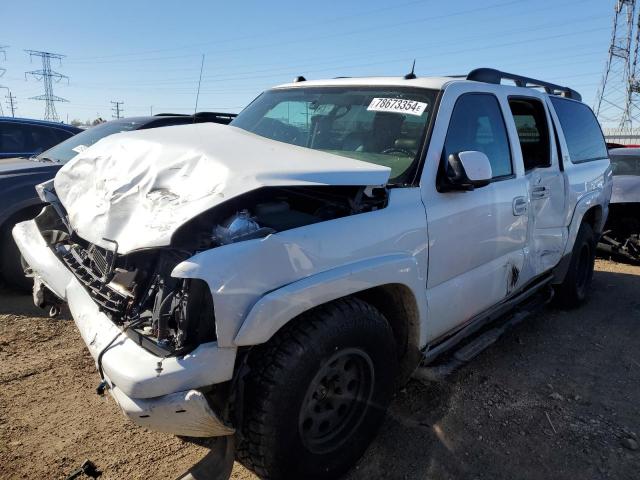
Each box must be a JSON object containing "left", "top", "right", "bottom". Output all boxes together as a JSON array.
[
  {"left": 610, "top": 154, "right": 640, "bottom": 176},
  {"left": 37, "top": 120, "right": 143, "bottom": 163},
  {"left": 231, "top": 86, "right": 437, "bottom": 183}
]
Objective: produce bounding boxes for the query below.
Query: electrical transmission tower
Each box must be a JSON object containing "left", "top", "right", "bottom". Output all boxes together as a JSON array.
[
  {"left": 0, "top": 45, "right": 7, "bottom": 78},
  {"left": 595, "top": 1, "right": 640, "bottom": 129},
  {"left": 0, "top": 45, "right": 7, "bottom": 79},
  {"left": 111, "top": 100, "right": 124, "bottom": 119},
  {"left": 24, "top": 50, "right": 68, "bottom": 121}
]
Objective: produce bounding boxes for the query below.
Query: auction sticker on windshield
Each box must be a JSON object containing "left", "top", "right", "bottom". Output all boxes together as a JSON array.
[{"left": 367, "top": 98, "right": 428, "bottom": 116}]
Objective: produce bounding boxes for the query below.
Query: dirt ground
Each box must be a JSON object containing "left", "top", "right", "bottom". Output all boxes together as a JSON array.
[{"left": 1, "top": 259, "right": 639, "bottom": 480}]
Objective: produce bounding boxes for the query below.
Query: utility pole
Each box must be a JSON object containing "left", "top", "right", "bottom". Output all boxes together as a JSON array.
[
  {"left": 25, "top": 50, "right": 69, "bottom": 121},
  {"left": 5, "top": 90, "right": 17, "bottom": 117},
  {"left": 595, "top": 0, "right": 640, "bottom": 129},
  {"left": 111, "top": 100, "right": 124, "bottom": 119}
]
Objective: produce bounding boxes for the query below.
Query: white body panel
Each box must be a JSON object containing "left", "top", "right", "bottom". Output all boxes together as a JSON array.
[
  {"left": 171, "top": 188, "right": 429, "bottom": 347},
  {"left": 611, "top": 176, "right": 640, "bottom": 203}
]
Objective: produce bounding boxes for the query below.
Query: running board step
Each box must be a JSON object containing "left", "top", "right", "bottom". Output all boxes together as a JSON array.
[{"left": 413, "top": 286, "right": 553, "bottom": 383}]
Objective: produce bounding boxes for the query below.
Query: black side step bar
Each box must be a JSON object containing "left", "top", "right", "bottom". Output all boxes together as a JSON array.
[{"left": 413, "top": 276, "right": 554, "bottom": 382}]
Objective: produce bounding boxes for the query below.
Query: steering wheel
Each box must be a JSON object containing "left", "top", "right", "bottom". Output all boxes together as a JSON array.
[{"left": 381, "top": 147, "right": 416, "bottom": 157}]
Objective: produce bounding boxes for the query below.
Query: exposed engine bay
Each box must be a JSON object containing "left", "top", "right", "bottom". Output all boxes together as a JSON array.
[{"left": 35, "top": 185, "right": 388, "bottom": 355}]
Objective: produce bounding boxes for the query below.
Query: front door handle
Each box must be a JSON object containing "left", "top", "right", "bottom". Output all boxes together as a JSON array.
[{"left": 512, "top": 196, "right": 528, "bottom": 216}]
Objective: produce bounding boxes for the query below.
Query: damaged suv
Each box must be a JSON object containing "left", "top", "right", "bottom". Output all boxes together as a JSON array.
[{"left": 14, "top": 68, "right": 611, "bottom": 479}]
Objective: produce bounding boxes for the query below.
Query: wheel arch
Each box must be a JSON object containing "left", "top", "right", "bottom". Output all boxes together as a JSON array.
[
  {"left": 233, "top": 255, "right": 426, "bottom": 380},
  {"left": 581, "top": 204, "right": 603, "bottom": 234},
  {"left": 554, "top": 195, "right": 605, "bottom": 284},
  {"left": 0, "top": 201, "right": 44, "bottom": 273},
  {"left": 565, "top": 192, "right": 607, "bottom": 256}
]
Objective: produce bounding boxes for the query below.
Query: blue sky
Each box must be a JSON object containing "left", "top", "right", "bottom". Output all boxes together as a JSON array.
[{"left": 1, "top": 0, "right": 610, "bottom": 122}]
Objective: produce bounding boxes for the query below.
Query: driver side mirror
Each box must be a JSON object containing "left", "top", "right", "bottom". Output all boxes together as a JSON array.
[{"left": 445, "top": 151, "right": 492, "bottom": 190}]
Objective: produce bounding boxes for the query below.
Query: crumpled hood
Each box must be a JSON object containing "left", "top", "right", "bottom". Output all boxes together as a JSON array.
[{"left": 54, "top": 123, "right": 390, "bottom": 253}]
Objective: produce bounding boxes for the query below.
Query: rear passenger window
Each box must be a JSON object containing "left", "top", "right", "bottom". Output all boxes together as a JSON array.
[
  {"left": 0, "top": 122, "right": 29, "bottom": 154},
  {"left": 28, "top": 125, "right": 63, "bottom": 154},
  {"left": 52, "top": 128, "right": 75, "bottom": 144},
  {"left": 508, "top": 98, "right": 551, "bottom": 171},
  {"left": 0, "top": 123, "right": 66, "bottom": 155},
  {"left": 550, "top": 97, "right": 608, "bottom": 163},
  {"left": 443, "top": 94, "right": 512, "bottom": 178}
]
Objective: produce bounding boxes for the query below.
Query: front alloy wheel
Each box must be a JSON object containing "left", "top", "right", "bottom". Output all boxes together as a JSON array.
[{"left": 238, "top": 298, "right": 397, "bottom": 480}]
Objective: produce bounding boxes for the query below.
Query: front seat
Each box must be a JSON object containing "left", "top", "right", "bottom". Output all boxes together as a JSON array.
[{"left": 366, "top": 113, "right": 404, "bottom": 152}]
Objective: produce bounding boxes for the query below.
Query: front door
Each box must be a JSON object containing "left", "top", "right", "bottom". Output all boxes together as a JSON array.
[{"left": 423, "top": 92, "right": 529, "bottom": 341}]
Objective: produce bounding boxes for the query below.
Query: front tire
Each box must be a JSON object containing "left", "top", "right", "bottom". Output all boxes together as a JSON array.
[
  {"left": 237, "top": 298, "right": 397, "bottom": 480},
  {"left": 554, "top": 222, "right": 596, "bottom": 307}
]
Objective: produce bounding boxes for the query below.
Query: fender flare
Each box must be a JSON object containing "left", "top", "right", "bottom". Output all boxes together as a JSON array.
[
  {"left": 0, "top": 198, "right": 43, "bottom": 235},
  {"left": 233, "top": 254, "right": 427, "bottom": 346},
  {"left": 563, "top": 190, "right": 606, "bottom": 258},
  {"left": 553, "top": 190, "right": 607, "bottom": 283}
]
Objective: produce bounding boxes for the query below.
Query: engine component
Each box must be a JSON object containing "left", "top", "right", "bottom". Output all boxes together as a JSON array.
[{"left": 213, "top": 210, "right": 274, "bottom": 245}]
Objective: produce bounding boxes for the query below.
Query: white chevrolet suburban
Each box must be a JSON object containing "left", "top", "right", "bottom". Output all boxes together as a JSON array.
[{"left": 14, "top": 68, "right": 611, "bottom": 479}]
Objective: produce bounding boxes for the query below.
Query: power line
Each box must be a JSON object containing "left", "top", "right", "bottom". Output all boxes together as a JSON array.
[
  {"left": 68, "top": 0, "right": 430, "bottom": 62},
  {"left": 67, "top": 0, "right": 527, "bottom": 66},
  {"left": 25, "top": 50, "right": 69, "bottom": 121},
  {"left": 110, "top": 100, "right": 124, "bottom": 118},
  {"left": 72, "top": 10, "right": 603, "bottom": 93}
]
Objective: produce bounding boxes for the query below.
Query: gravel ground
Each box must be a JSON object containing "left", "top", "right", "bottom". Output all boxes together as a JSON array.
[{"left": 1, "top": 259, "right": 639, "bottom": 479}]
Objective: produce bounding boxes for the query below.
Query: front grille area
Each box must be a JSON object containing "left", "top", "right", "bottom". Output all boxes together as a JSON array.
[
  {"left": 87, "top": 243, "right": 114, "bottom": 279},
  {"left": 59, "top": 244, "right": 128, "bottom": 318}
]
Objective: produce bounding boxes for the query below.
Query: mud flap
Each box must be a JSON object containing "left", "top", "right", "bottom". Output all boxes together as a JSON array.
[{"left": 175, "top": 435, "right": 235, "bottom": 480}]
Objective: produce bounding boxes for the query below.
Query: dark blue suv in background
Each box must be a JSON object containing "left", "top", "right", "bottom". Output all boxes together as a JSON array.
[
  {"left": 0, "top": 117, "right": 82, "bottom": 159},
  {"left": 0, "top": 112, "right": 236, "bottom": 290}
]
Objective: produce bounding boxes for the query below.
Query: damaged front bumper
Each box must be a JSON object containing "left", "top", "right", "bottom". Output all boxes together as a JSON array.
[{"left": 12, "top": 219, "right": 237, "bottom": 437}]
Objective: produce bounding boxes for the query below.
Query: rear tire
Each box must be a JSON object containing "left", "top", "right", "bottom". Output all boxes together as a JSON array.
[
  {"left": 554, "top": 222, "right": 596, "bottom": 308},
  {"left": 237, "top": 298, "right": 397, "bottom": 480}
]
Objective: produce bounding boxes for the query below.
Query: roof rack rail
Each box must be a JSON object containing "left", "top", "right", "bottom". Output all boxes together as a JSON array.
[
  {"left": 466, "top": 68, "right": 581, "bottom": 101},
  {"left": 154, "top": 112, "right": 237, "bottom": 118}
]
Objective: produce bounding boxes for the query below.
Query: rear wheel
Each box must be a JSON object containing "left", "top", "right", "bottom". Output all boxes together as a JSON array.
[
  {"left": 237, "top": 298, "right": 397, "bottom": 480},
  {"left": 554, "top": 222, "right": 596, "bottom": 307}
]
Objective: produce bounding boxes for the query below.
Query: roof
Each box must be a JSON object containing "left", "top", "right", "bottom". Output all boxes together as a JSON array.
[
  {"left": 0, "top": 116, "right": 82, "bottom": 132},
  {"left": 273, "top": 76, "right": 456, "bottom": 90}
]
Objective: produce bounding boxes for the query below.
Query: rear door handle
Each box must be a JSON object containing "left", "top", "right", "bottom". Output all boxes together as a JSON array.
[
  {"left": 531, "top": 186, "right": 548, "bottom": 199},
  {"left": 512, "top": 196, "right": 527, "bottom": 216}
]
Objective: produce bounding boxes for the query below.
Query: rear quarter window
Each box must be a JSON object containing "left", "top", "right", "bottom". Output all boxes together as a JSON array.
[{"left": 550, "top": 97, "right": 608, "bottom": 163}]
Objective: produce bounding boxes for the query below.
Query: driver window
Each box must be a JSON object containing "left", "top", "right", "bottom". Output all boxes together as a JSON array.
[{"left": 442, "top": 93, "right": 513, "bottom": 179}]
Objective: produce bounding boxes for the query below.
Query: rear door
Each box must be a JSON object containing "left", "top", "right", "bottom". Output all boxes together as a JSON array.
[{"left": 507, "top": 96, "right": 566, "bottom": 275}]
